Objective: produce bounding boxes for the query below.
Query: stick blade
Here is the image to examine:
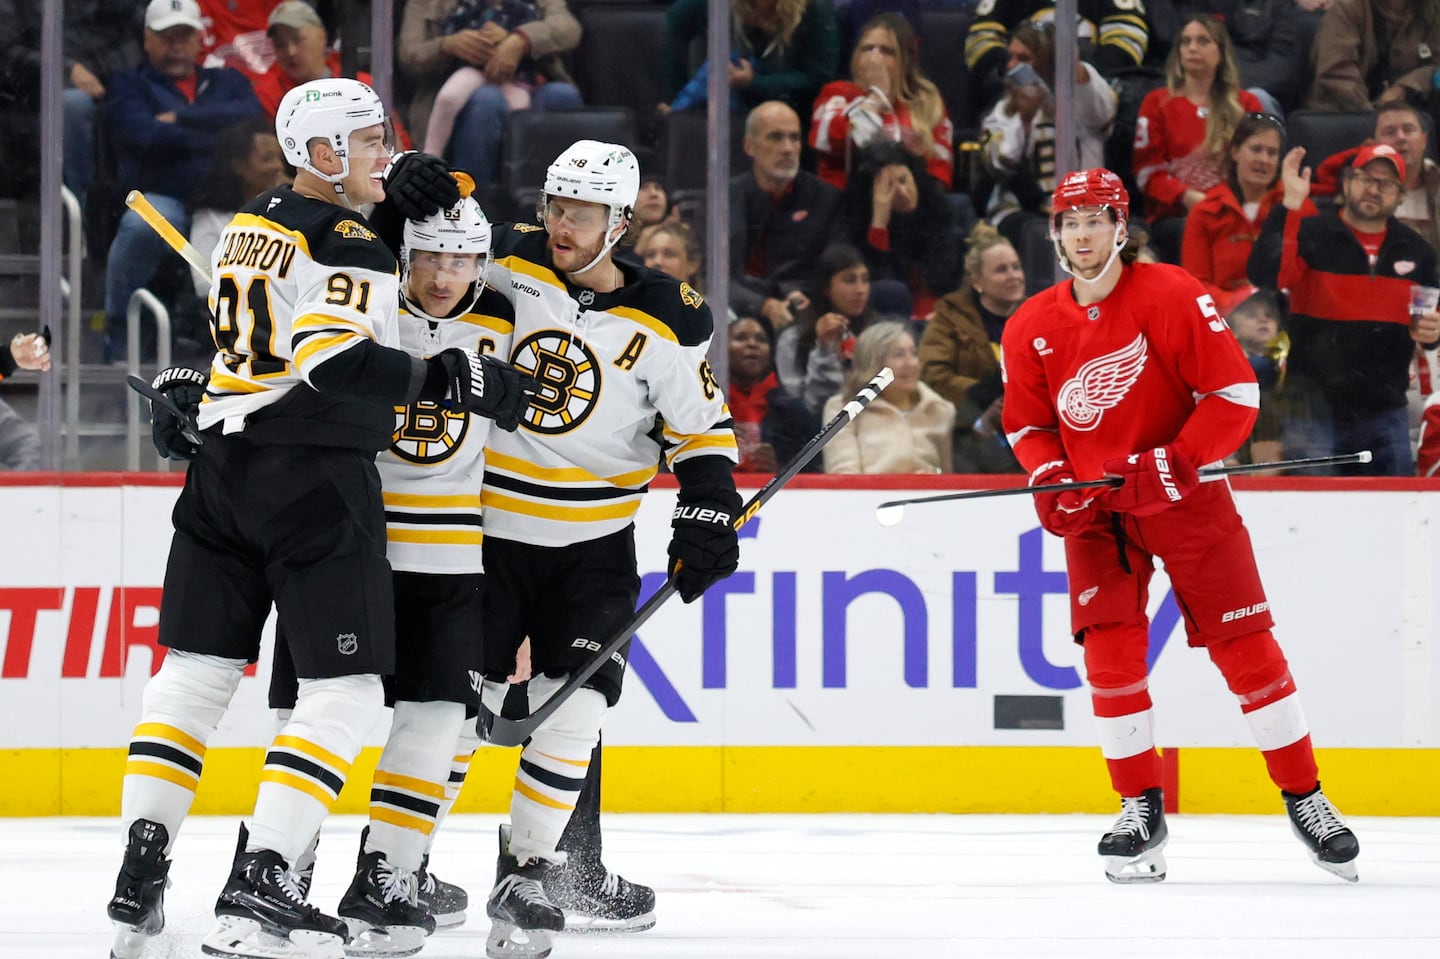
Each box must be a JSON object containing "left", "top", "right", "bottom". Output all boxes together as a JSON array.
[{"left": 875, "top": 503, "right": 905, "bottom": 527}]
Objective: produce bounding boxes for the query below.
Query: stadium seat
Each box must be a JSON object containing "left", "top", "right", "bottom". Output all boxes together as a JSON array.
[
  {"left": 500, "top": 107, "right": 639, "bottom": 199},
  {"left": 570, "top": 3, "right": 668, "bottom": 113},
  {"left": 918, "top": 8, "right": 974, "bottom": 134},
  {"left": 1285, "top": 111, "right": 1375, "bottom": 169},
  {"left": 659, "top": 109, "right": 748, "bottom": 192}
]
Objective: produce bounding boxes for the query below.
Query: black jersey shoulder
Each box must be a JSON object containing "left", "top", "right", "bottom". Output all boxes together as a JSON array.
[
  {"left": 474, "top": 284, "right": 517, "bottom": 323},
  {"left": 618, "top": 263, "right": 714, "bottom": 348},
  {"left": 489, "top": 220, "right": 551, "bottom": 262},
  {"left": 240, "top": 185, "right": 397, "bottom": 275}
]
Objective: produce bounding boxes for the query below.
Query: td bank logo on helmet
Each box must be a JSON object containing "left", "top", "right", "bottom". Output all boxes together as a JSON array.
[{"left": 304, "top": 90, "right": 344, "bottom": 101}]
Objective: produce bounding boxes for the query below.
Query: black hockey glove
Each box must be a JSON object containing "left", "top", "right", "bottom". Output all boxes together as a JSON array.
[
  {"left": 149, "top": 365, "right": 208, "bottom": 461},
  {"left": 667, "top": 483, "right": 743, "bottom": 603},
  {"left": 424, "top": 348, "right": 538, "bottom": 431},
  {"left": 383, "top": 150, "right": 460, "bottom": 220}
]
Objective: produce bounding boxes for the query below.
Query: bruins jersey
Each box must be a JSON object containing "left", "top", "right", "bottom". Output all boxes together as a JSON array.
[
  {"left": 482, "top": 225, "right": 737, "bottom": 548},
  {"left": 380, "top": 288, "right": 515, "bottom": 574},
  {"left": 197, "top": 185, "right": 404, "bottom": 445}
]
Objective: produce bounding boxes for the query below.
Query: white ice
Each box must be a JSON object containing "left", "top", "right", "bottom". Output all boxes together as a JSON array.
[{"left": 4, "top": 812, "right": 1437, "bottom": 959}]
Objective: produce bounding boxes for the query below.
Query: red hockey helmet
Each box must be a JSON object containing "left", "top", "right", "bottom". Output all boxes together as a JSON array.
[{"left": 1050, "top": 168, "right": 1130, "bottom": 236}]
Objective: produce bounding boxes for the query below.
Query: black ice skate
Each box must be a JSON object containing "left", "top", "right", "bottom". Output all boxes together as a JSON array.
[
  {"left": 108, "top": 818, "right": 172, "bottom": 959},
  {"left": 486, "top": 825, "right": 565, "bottom": 959},
  {"left": 544, "top": 859, "right": 656, "bottom": 934},
  {"left": 417, "top": 852, "right": 468, "bottom": 929},
  {"left": 1098, "top": 787, "right": 1169, "bottom": 884},
  {"left": 337, "top": 849, "right": 435, "bottom": 957},
  {"left": 1283, "top": 782, "right": 1360, "bottom": 882},
  {"left": 202, "top": 848, "right": 349, "bottom": 959}
]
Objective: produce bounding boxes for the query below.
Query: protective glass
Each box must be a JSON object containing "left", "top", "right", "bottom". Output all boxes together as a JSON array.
[{"left": 538, "top": 197, "right": 610, "bottom": 233}]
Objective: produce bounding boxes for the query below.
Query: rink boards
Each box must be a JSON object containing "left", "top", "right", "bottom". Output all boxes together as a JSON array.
[{"left": 1, "top": 473, "right": 1437, "bottom": 816}]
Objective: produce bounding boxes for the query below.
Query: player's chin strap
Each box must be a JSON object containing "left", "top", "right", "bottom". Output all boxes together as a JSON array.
[
  {"left": 303, "top": 151, "right": 370, "bottom": 212},
  {"left": 1054, "top": 226, "right": 1128, "bottom": 287}
]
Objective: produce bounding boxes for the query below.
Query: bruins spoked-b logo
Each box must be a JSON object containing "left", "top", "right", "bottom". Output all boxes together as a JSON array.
[
  {"left": 511, "top": 330, "right": 599, "bottom": 434},
  {"left": 392, "top": 401, "right": 469, "bottom": 463}
]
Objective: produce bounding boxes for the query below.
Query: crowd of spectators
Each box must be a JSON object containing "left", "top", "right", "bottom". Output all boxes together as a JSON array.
[{"left": 8, "top": 0, "right": 1440, "bottom": 476}]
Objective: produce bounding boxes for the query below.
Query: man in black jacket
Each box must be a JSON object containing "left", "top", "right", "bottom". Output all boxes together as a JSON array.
[
  {"left": 1248, "top": 142, "right": 1440, "bottom": 475},
  {"left": 729, "top": 101, "right": 842, "bottom": 334}
]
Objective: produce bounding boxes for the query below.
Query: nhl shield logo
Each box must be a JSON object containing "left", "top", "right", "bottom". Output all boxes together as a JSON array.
[
  {"left": 336, "top": 633, "right": 358, "bottom": 655},
  {"left": 578, "top": 289, "right": 595, "bottom": 306}
]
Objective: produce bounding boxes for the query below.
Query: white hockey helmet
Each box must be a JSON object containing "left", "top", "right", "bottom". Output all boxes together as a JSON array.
[
  {"left": 540, "top": 139, "right": 640, "bottom": 275},
  {"left": 401, "top": 183, "right": 493, "bottom": 322},
  {"left": 275, "top": 77, "right": 391, "bottom": 188}
]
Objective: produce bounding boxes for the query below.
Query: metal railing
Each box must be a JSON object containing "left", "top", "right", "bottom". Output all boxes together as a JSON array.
[{"left": 122, "top": 289, "right": 173, "bottom": 471}]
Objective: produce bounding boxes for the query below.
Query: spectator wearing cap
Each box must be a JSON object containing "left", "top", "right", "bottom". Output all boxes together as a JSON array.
[
  {"left": 1248, "top": 141, "right": 1440, "bottom": 475},
  {"left": 1308, "top": 101, "right": 1440, "bottom": 253},
  {"left": 102, "top": 0, "right": 262, "bottom": 361},
  {"left": 250, "top": 1, "right": 413, "bottom": 145}
]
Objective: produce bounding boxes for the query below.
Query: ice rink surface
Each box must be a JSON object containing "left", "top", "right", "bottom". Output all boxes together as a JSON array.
[{"left": 4, "top": 812, "right": 1436, "bottom": 959}]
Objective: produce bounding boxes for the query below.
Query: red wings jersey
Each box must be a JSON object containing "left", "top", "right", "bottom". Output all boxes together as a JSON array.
[{"left": 1000, "top": 263, "right": 1260, "bottom": 479}]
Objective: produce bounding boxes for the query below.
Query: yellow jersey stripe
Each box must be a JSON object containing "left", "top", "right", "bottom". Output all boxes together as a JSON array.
[
  {"left": 124, "top": 759, "right": 199, "bottom": 791},
  {"left": 293, "top": 312, "right": 371, "bottom": 336},
  {"left": 370, "top": 805, "right": 436, "bottom": 836},
  {"left": 272, "top": 735, "right": 352, "bottom": 776},
  {"left": 386, "top": 528, "right": 484, "bottom": 545},
  {"left": 208, "top": 371, "right": 269, "bottom": 394},
  {"left": 536, "top": 751, "right": 592, "bottom": 769},
  {"left": 485, "top": 448, "right": 656, "bottom": 487},
  {"left": 261, "top": 768, "right": 339, "bottom": 807},
  {"left": 497, "top": 255, "right": 564, "bottom": 290},
  {"left": 481, "top": 490, "right": 642, "bottom": 523},
  {"left": 609, "top": 306, "right": 679, "bottom": 344},
  {"left": 293, "top": 331, "right": 358, "bottom": 368},
  {"left": 514, "top": 779, "right": 577, "bottom": 811},
  {"left": 373, "top": 770, "right": 448, "bottom": 799},
  {"left": 132, "top": 722, "right": 206, "bottom": 757},
  {"left": 383, "top": 492, "right": 482, "bottom": 508},
  {"left": 228, "top": 212, "right": 314, "bottom": 259}
]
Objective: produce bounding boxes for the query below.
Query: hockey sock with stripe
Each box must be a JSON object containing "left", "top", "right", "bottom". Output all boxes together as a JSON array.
[{"left": 366, "top": 698, "right": 465, "bottom": 871}]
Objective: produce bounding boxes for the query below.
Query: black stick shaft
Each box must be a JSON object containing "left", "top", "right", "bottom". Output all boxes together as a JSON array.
[
  {"left": 876, "top": 451, "right": 1373, "bottom": 512},
  {"left": 479, "top": 366, "right": 897, "bottom": 747}
]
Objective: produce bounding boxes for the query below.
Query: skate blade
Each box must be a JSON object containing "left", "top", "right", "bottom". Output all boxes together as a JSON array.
[
  {"left": 1103, "top": 843, "right": 1168, "bottom": 884},
  {"left": 201, "top": 915, "right": 345, "bottom": 959},
  {"left": 110, "top": 921, "right": 153, "bottom": 959},
  {"left": 561, "top": 909, "right": 657, "bottom": 935},
  {"left": 340, "top": 919, "right": 429, "bottom": 957},
  {"left": 1312, "top": 856, "right": 1359, "bottom": 883},
  {"left": 486, "top": 920, "right": 556, "bottom": 959},
  {"left": 429, "top": 909, "right": 466, "bottom": 930}
]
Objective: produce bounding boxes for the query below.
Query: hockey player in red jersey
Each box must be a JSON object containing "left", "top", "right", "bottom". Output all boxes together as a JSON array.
[{"left": 999, "top": 168, "right": 1360, "bottom": 884}]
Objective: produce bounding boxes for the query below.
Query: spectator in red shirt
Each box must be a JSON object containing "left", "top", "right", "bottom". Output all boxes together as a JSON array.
[
  {"left": 809, "top": 12, "right": 953, "bottom": 191},
  {"left": 1133, "top": 15, "right": 1262, "bottom": 262},
  {"left": 1182, "top": 112, "right": 1315, "bottom": 302}
]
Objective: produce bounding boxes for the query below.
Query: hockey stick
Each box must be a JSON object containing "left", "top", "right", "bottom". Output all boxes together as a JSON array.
[
  {"left": 477, "top": 366, "right": 898, "bottom": 747},
  {"left": 125, "top": 190, "right": 215, "bottom": 285},
  {"left": 125, "top": 374, "right": 204, "bottom": 448},
  {"left": 874, "top": 450, "right": 1374, "bottom": 526}
]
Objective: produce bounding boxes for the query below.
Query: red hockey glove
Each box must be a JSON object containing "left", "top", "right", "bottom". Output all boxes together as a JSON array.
[
  {"left": 1030, "top": 460, "right": 1104, "bottom": 537},
  {"left": 1101, "top": 445, "right": 1199, "bottom": 516}
]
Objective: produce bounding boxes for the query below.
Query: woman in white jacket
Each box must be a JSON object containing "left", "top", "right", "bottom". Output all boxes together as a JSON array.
[{"left": 822, "top": 320, "right": 955, "bottom": 474}]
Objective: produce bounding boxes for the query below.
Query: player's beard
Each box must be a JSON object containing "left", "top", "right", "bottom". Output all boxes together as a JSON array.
[{"left": 549, "top": 231, "right": 609, "bottom": 276}]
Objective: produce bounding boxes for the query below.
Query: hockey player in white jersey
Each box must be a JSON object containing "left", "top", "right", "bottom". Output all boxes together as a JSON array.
[
  {"left": 105, "top": 78, "right": 532, "bottom": 959},
  {"left": 476, "top": 140, "right": 741, "bottom": 957}
]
